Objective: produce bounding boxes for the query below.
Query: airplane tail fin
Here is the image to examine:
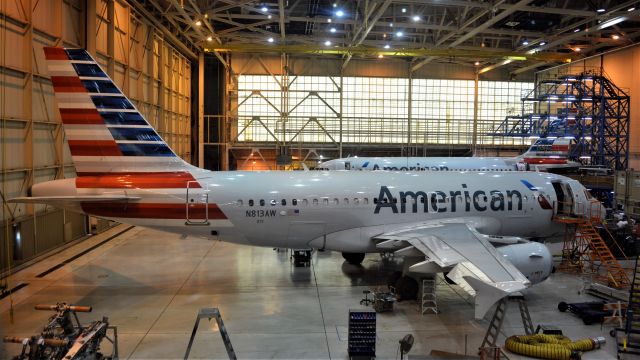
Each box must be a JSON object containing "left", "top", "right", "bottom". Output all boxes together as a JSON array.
[
  {"left": 43, "top": 47, "right": 195, "bottom": 176},
  {"left": 514, "top": 138, "right": 573, "bottom": 167}
]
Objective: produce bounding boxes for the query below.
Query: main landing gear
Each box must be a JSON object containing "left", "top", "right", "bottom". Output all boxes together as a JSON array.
[{"left": 342, "top": 252, "right": 365, "bottom": 265}]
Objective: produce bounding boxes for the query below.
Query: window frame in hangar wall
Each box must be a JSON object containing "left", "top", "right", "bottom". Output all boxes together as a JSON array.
[{"left": 0, "top": 0, "right": 194, "bottom": 275}]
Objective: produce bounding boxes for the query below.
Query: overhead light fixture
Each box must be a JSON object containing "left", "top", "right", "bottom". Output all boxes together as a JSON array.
[
  {"left": 402, "top": 7, "right": 406, "bottom": 13},
  {"left": 389, "top": 23, "right": 394, "bottom": 27},
  {"left": 336, "top": 10, "right": 344, "bottom": 17},
  {"left": 330, "top": 27, "right": 336, "bottom": 33},
  {"left": 396, "top": 31, "right": 403, "bottom": 37},
  {"left": 597, "top": 8, "right": 606, "bottom": 13},
  {"left": 539, "top": 41, "right": 546, "bottom": 46},
  {"left": 573, "top": 28, "right": 580, "bottom": 32},
  {"left": 628, "top": 7, "right": 636, "bottom": 11},
  {"left": 384, "top": 44, "right": 390, "bottom": 49},
  {"left": 378, "top": 54, "right": 384, "bottom": 58},
  {"left": 612, "top": 34, "right": 620, "bottom": 40},
  {"left": 204, "top": 13, "right": 208, "bottom": 19},
  {"left": 480, "top": 42, "right": 485, "bottom": 48},
  {"left": 475, "top": 61, "right": 480, "bottom": 66},
  {"left": 383, "top": 33, "right": 387, "bottom": 38},
  {"left": 324, "top": 40, "right": 332, "bottom": 46},
  {"left": 573, "top": 47, "right": 581, "bottom": 52},
  {"left": 599, "top": 17, "right": 627, "bottom": 29},
  {"left": 268, "top": 15, "right": 272, "bottom": 19},
  {"left": 333, "top": 3, "right": 337, "bottom": 7},
  {"left": 522, "top": 40, "right": 529, "bottom": 45},
  {"left": 207, "top": 36, "right": 213, "bottom": 42},
  {"left": 327, "top": 18, "right": 332, "bottom": 23},
  {"left": 261, "top": 6, "right": 268, "bottom": 12},
  {"left": 412, "top": 15, "right": 420, "bottom": 22},
  {"left": 195, "top": 20, "right": 202, "bottom": 26},
  {"left": 268, "top": 37, "right": 274, "bottom": 43}
]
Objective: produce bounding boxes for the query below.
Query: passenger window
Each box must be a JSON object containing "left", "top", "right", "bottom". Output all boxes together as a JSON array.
[
  {"left": 302, "top": 199, "right": 308, "bottom": 206},
  {"left": 237, "top": 200, "right": 243, "bottom": 206},
  {"left": 292, "top": 198, "right": 298, "bottom": 205},
  {"left": 260, "top": 199, "right": 265, "bottom": 206},
  {"left": 281, "top": 199, "right": 287, "bottom": 206},
  {"left": 363, "top": 198, "right": 369, "bottom": 205},
  {"left": 344, "top": 198, "right": 349, "bottom": 204},
  {"left": 313, "top": 199, "right": 318, "bottom": 206},
  {"left": 354, "top": 198, "right": 359, "bottom": 205},
  {"left": 323, "top": 198, "right": 329, "bottom": 205},
  {"left": 249, "top": 199, "right": 254, "bottom": 207},
  {"left": 333, "top": 198, "right": 339, "bottom": 205}
]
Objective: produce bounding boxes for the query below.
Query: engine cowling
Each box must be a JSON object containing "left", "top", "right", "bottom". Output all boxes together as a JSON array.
[{"left": 496, "top": 242, "right": 553, "bottom": 285}]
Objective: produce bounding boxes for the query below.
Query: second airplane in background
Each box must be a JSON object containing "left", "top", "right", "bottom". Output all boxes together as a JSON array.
[{"left": 318, "top": 138, "right": 580, "bottom": 172}]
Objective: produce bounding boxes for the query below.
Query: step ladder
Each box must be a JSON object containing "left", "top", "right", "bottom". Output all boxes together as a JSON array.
[
  {"left": 184, "top": 308, "right": 237, "bottom": 360},
  {"left": 617, "top": 256, "right": 640, "bottom": 359},
  {"left": 479, "top": 295, "right": 534, "bottom": 359},
  {"left": 421, "top": 277, "right": 437, "bottom": 315}
]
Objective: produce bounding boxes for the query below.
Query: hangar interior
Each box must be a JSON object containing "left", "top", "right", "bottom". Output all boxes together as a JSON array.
[{"left": 2, "top": 0, "right": 640, "bottom": 359}]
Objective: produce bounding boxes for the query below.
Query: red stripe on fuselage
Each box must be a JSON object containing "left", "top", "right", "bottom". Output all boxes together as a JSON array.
[
  {"left": 80, "top": 202, "right": 227, "bottom": 219},
  {"left": 59, "top": 109, "right": 104, "bottom": 124},
  {"left": 68, "top": 140, "right": 122, "bottom": 156},
  {"left": 51, "top": 76, "right": 86, "bottom": 93},
  {"left": 44, "top": 47, "right": 69, "bottom": 60},
  {"left": 76, "top": 172, "right": 200, "bottom": 189},
  {"left": 524, "top": 158, "right": 568, "bottom": 164}
]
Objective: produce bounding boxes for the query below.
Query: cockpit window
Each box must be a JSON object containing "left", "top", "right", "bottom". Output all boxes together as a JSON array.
[{"left": 584, "top": 190, "right": 594, "bottom": 199}]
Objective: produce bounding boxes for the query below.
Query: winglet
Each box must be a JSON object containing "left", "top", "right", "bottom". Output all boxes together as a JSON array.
[{"left": 464, "top": 276, "right": 513, "bottom": 320}]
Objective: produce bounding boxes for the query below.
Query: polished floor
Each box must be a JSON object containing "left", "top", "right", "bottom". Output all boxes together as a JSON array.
[{"left": 0, "top": 224, "right": 628, "bottom": 359}]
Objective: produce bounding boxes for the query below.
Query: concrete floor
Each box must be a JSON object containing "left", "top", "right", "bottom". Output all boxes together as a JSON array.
[{"left": 0, "top": 224, "right": 629, "bottom": 359}]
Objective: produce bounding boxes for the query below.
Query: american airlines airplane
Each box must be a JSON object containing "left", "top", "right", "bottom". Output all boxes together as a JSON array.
[
  {"left": 9, "top": 48, "right": 605, "bottom": 319},
  {"left": 317, "top": 138, "right": 580, "bottom": 172}
]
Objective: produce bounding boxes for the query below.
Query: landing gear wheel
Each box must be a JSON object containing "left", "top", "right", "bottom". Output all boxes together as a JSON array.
[
  {"left": 558, "top": 302, "right": 568, "bottom": 312},
  {"left": 342, "top": 252, "right": 365, "bottom": 265},
  {"left": 395, "top": 276, "right": 419, "bottom": 301}
]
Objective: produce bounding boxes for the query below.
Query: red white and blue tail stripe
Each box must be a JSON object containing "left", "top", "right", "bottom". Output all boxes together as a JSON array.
[{"left": 44, "top": 47, "right": 195, "bottom": 176}]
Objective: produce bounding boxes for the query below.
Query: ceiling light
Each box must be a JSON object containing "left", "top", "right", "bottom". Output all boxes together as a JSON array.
[
  {"left": 389, "top": 23, "right": 394, "bottom": 27},
  {"left": 261, "top": 6, "right": 268, "bottom": 12},
  {"left": 378, "top": 54, "right": 384, "bottom": 58},
  {"left": 204, "top": 13, "right": 208, "bottom": 19},
  {"left": 336, "top": 10, "right": 344, "bottom": 17},
  {"left": 396, "top": 31, "right": 403, "bottom": 37},
  {"left": 539, "top": 41, "right": 546, "bottom": 46},
  {"left": 402, "top": 8, "right": 406, "bottom": 13},
  {"left": 612, "top": 34, "right": 620, "bottom": 40},
  {"left": 412, "top": 15, "right": 420, "bottom": 22},
  {"left": 475, "top": 61, "right": 480, "bottom": 66},
  {"left": 597, "top": 8, "right": 606, "bottom": 13},
  {"left": 628, "top": 7, "right": 635, "bottom": 11},
  {"left": 330, "top": 27, "right": 336, "bottom": 33},
  {"left": 268, "top": 37, "right": 274, "bottom": 43},
  {"left": 324, "top": 40, "right": 332, "bottom": 46},
  {"left": 268, "top": 15, "right": 272, "bottom": 19},
  {"left": 327, "top": 18, "right": 332, "bottom": 23},
  {"left": 522, "top": 40, "right": 529, "bottom": 45},
  {"left": 481, "top": 42, "right": 485, "bottom": 48},
  {"left": 384, "top": 44, "right": 390, "bottom": 49},
  {"left": 599, "top": 17, "right": 627, "bottom": 29},
  {"left": 195, "top": 20, "right": 202, "bottom": 26},
  {"left": 383, "top": 33, "right": 387, "bottom": 38},
  {"left": 573, "top": 28, "right": 580, "bottom": 32},
  {"left": 333, "top": 3, "right": 337, "bottom": 7},
  {"left": 573, "top": 47, "right": 581, "bottom": 52},
  {"left": 206, "top": 36, "right": 213, "bottom": 42}
]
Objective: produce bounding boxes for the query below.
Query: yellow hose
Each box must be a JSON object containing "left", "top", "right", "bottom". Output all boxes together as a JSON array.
[{"left": 505, "top": 334, "right": 601, "bottom": 360}]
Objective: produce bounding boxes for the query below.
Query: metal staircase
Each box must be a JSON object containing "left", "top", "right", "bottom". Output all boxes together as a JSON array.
[
  {"left": 421, "top": 277, "right": 437, "bottom": 315},
  {"left": 557, "top": 217, "right": 630, "bottom": 289},
  {"left": 617, "top": 256, "right": 640, "bottom": 358}
]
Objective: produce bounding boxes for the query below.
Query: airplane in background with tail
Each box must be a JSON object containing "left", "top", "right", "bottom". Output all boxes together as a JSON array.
[
  {"left": 317, "top": 138, "right": 580, "bottom": 172},
  {"left": 9, "top": 48, "right": 606, "bottom": 319}
]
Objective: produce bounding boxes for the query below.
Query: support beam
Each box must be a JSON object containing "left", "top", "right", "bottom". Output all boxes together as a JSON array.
[
  {"left": 343, "top": 0, "right": 392, "bottom": 69},
  {"left": 278, "top": 0, "right": 286, "bottom": 41}
]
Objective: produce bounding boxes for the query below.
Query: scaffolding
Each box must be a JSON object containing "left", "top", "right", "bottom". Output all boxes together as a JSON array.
[{"left": 489, "top": 68, "right": 630, "bottom": 170}]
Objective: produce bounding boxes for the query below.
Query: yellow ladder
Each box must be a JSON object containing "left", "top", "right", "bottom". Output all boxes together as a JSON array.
[{"left": 577, "top": 221, "right": 630, "bottom": 289}]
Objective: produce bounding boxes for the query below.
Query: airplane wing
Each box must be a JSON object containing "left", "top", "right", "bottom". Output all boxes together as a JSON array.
[
  {"left": 373, "top": 220, "right": 530, "bottom": 319},
  {"left": 8, "top": 195, "right": 140, "bottom": 208}
]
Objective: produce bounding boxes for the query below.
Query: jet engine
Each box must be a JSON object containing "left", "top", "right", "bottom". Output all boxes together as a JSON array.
[{"left": 496, "top": 242, "right": 553, "bottom": 285}]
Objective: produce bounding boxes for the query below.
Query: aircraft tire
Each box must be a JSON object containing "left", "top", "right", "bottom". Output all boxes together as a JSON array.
[
  {"left": 342, "top": 252, "right": 365, "bottom": 265},
  {"left": 395, "top": 276, "right": 418, "bottom": 301}
]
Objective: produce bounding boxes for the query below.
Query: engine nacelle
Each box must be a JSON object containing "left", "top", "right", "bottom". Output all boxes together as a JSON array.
[{"left": 496, "top": 242, "right": 553, "bottom": 285}]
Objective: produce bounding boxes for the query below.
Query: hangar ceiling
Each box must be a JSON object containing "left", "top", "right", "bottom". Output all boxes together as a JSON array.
[{"left": 129, "top": 0, "right": 640, "bottom": 74}]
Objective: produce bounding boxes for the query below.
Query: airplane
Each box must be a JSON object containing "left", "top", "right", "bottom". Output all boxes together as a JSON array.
[
  {"left": 317, "top": 138, "right": 580, "bottom": 172},
  {"left": 9, "top": 47, "right": 606, "bottom": 319}
]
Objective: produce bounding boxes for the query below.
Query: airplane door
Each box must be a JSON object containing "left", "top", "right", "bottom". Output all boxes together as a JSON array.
[
  {"left": 186, "top": 181, "right": 209, "bottom": 224},
  {"left": 344, "top": 161, "right": 351, "bottom": 170},
  {"left": 551, "top": 181, "right": 574, "bottom": 216},
  {"left": 288, "top": 221, "right": 326, "bottom": 248}
]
